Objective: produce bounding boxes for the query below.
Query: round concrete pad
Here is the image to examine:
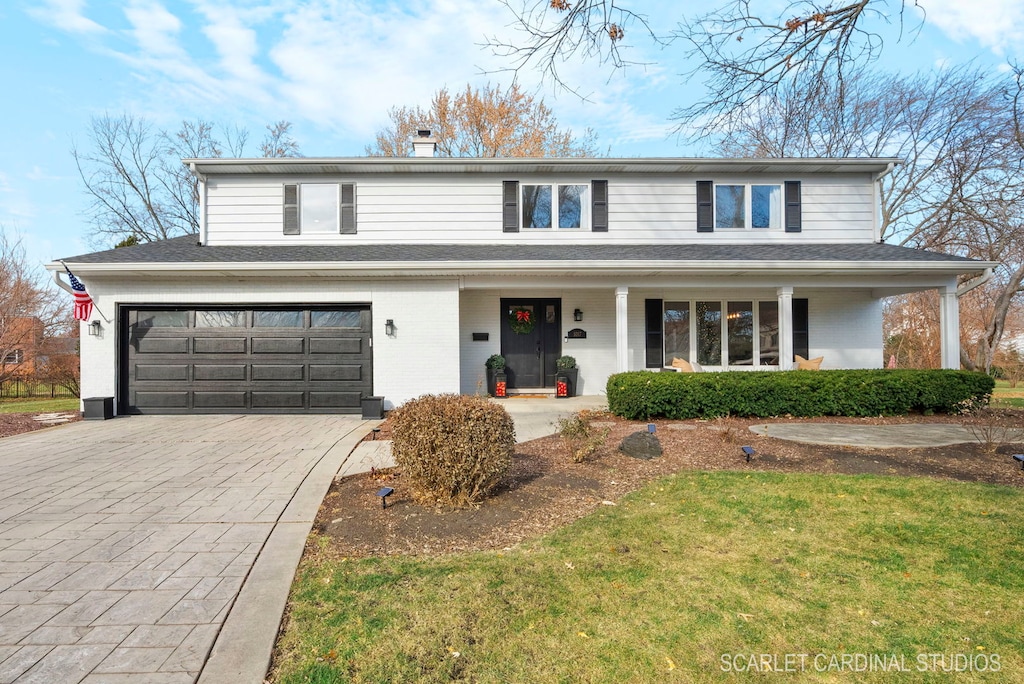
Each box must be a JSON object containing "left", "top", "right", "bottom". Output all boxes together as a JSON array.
[{"left": 748, "top": 423, "right": 1024, "bottom": 448}]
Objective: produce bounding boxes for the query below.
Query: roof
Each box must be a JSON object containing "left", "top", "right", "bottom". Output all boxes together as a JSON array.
[
  {"left": 183, "top": 157, "right": 902, "bottom": 177},
  {"left": 51, "top": 235, "right": 992, "bottom": 282}
]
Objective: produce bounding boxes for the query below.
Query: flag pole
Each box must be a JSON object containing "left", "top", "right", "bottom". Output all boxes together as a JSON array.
[{"left": 57, "top": 261, "right": 110, "bottom": 324}]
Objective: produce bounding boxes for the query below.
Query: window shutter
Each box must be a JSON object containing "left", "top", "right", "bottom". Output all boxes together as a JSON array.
[
  {"left": 793, "top": 298, "right": 809, "bottom": 360},
  {"left": 696, "top": 181, "right": 713, "bottom": 232},
  {"left": 645, "top": 299, "right": 664, "bottom": 368},
  {"left": 591, "top": 180, "right": 608, "bottom": 232},
  {"left": 503, "top": 181, "right": 519, "bottom": 233},
  {"left": 340, "top": 183, "right": 356, "bottom": 234},
  {"left": 283, "top": 184, "right": 299, "bottom": 235},
  {"left": 785, "top": 181, "right": 802, "bottom": 233}
]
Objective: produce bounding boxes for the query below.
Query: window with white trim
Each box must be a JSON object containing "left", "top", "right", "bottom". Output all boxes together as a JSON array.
[
  {"left": 715, "top": 184, "right": 782, "bottom": 229},
  {"left": 521, "top": 183, "right": 590, "bottom": 229},
  {"left": 2, "top": 349, "right": 24, "bottom": 365},
  {"left": 663, "top": 300, "right": 780, "bottom": 367},
  {"left": 283, "top": 183, "right": 356, "bottom": 235}
]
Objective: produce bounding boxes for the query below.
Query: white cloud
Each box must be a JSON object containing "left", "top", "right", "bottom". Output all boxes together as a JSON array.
[
  {"left": 924, "top": 0, "right": 1024, "bottom": 56},
  {"left": 27, "top": 0, "right": 107, "bottom": 35}
]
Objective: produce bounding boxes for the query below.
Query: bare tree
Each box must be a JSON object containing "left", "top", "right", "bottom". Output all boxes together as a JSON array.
[
  {"left": 492, "top": 0, "right": 923, "bottom": 135},
  {"left": 367, "top": 83, "right": 601, "bottom": 158},
  {"left": 0, "top": 230, "right": 65, "bottom": 386},
  {"left": 260, "top": 121, "right": 301, "bottom": 158},
  {"left": 73, "top": 114, "right": 300, "bottom": 246}
]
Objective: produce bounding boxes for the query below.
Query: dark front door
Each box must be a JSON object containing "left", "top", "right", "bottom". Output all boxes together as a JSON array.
[{"left": 500, "top": 298, "right": 561, "bottom": 388}]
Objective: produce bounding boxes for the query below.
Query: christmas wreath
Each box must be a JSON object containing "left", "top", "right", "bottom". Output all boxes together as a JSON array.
[{"left": 508, "top": 307, "right": 536, "bottom": 335}]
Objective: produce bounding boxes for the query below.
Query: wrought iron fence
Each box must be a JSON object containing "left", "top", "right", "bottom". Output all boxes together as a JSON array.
[{"left": 0, "top": 380, "right": 79, "bottom": 399}]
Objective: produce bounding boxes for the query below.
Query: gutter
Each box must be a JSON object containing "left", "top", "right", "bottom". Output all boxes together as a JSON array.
[
  {"left": 872, "top": 161, "right": 899, "bottom": 243},
  {"left": 188, "top": 162, "right": 208, "bottom": 246},
  {"left": 957, "top": 267, "right": 993, "bottom": 296}
]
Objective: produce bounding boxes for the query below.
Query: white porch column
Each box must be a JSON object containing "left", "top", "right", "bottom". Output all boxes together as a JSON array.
[
  {"left": 615, "top": 286, "right": 629, "bottom": 373},
  {"left": 939, "top": 286, "right": 961, "bottom": 369},
  {"left": 777, "top": 286, "right": 794, "bottom": 369}
]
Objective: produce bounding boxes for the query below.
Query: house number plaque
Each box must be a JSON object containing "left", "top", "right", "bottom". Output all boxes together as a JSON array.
[{"left": 566, "top": 328, "right": 587, "bottom": 339}]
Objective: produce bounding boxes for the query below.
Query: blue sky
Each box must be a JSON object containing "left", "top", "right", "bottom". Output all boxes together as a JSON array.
[{"left": 1, "top": 0, "right": 1022, "bottom": 270}]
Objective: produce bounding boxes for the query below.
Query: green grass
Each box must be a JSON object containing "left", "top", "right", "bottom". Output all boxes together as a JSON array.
[
  {"left": 0, "top": 398, "right": 80, "bottom": 414},
  {"left": 271, "top": 472, "right": 1024, "bottom": 683},
  {"left": 991, "top": 380, "right": 1024, "bottom": 408}
]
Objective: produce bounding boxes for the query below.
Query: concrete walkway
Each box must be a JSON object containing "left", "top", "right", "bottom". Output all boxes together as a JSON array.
[
  {"left": 0, "top": 414, "right": 368, "bottom": 684},
  {"left": 749, "top": 422, "right": 1024, "bottom": 448}
]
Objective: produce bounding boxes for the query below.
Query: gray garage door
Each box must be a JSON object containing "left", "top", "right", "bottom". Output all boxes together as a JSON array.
[{"left": 122, "top": 307, "right": 372, "bottom": 414}]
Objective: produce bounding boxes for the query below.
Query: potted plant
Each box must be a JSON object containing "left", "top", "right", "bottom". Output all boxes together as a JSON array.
[
  {"left": 555, "top": 355, "right": 578, "bottom": 398},
  {"left": 485, "top": 354, "right": 507, "bottom": 397}
]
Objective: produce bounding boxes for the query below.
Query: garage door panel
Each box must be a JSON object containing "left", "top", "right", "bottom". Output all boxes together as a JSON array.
[
  {"left": 252, "top": 337, "right": 304, "bottom": 354},
  {"left": 134, "top": 391, "right": 189, "bottom": 409},
  {"left": 135, "top": 364, "right": 189, "bottom": 382},
  {"left": 136, "top": 337, "right": 189, "bottom": 354},
  {"left": 252, "top": 391, "right": 305, "bottom": 408},
  {"left": 252, "top": 365, "right": 305, "bottom": 381},
  {"left": 194, "top": 337, "right": 247, "bottom": 354},
  {"left": 310, "top": 337, "right": 363, "bottom": 355},
  {"left": 194, "top": 392, "right": 247, "bottom": 409},
  {"left": 194, "top": 365, "right": 246, "bottom": 381},
  {"left": 125, "top": 306, "right": 371, "bottom": 414},
  {"left": 310, "top": 365, "right": 362, "bottom": 381},
  {"left": 310, "top": 391, "right": 362, "bottom": 409}
]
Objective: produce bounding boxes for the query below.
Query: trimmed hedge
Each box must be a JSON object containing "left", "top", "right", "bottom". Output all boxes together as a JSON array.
[{"left": 606, "top": 369, "right": 994, "bottom": 420}]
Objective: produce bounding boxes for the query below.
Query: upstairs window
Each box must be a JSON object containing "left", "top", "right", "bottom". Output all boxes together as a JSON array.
[
  {"left": 522, "top": 184, "right": 589, "bottom": 229},
  {"left": 715, "top": 184, "right": 782, "bottom": 229},
  {"left": 504, "top": 180, "right": 607, "bottom": 232},
  {"left": 698, "top": 181, "right": 800, "bottom": 232},
  {"left": 284, "top": 183, "right": 356, "bottom": 235}
]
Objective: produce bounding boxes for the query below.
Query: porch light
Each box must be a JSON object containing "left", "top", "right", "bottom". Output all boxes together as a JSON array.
[
  {"left": 88, "top": 320, "right": 102, "bottom": 336},
  {"left": 742, "top": 446, "right": 756, "bottom": 462},
  {"left": 376, "top": 486, "right": 395, "bottom": 509},
  {"left": 1013, "top": 454, "right": 1024, "bottom": 470},
  {"left": 385, "top": 319, "right": 395, "bottom": 337},
  {"left": 573, "top": 308, "right": 583, "bottom": 322}
]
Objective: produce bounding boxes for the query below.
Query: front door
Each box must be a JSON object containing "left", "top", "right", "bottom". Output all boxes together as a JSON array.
[{"left": 500, "top": 298, "right": 561, "bottom": 388}]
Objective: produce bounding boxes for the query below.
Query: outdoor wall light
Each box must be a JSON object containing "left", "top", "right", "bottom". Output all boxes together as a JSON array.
[
  {"left": 385, "top": 319, "right": 395, "bottom": 337},
  {"left": 88, "top": 320, "right": 102, "bottom": 336},
  {"left": 376, "top": 486, "right": 395, "bottom": 509},
  {"left": 573, "top": 308, "right": 583, "bottom": 322}
]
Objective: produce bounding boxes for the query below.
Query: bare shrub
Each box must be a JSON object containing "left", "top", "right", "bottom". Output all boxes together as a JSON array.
[
  {"left": 963, "top": 408, "right": 1012, "bottom": 455},
  {"left": 556, "top": 411, "right": 610, "bottom": 463},
  {"left": 390, "top": 394, "right": 514, "bottom": 507}
]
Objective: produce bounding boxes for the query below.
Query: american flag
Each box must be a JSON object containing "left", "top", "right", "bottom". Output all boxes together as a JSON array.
[{"left": 63, "top": 264, "right": 94, "bottom": 321}]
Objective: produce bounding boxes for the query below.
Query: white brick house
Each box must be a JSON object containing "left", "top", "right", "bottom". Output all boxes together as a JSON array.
[{"left": 49, "top": 147, "right": 994, "bottom": 415}]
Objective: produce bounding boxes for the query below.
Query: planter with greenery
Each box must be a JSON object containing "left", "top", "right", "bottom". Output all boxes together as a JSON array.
[
  {"left": 555, "top": 356, "right": 578, "bottom": 397},
  {"left": 485, "top": 354, "right": 506, "bottom": 397}
]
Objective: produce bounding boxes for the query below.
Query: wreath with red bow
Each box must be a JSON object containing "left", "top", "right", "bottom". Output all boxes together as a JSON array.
[{"left": 508, "top": 307, "right": 536, "bottom": 335}]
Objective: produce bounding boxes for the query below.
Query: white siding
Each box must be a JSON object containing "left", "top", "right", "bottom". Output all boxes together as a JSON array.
[{"left": 204, "top": 173, "right": 877, "bottom": 246}]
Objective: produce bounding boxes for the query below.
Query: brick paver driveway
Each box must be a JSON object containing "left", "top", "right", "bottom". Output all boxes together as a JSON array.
[{"left": 0, "top": 414, "right": 367, "bottom": 683}]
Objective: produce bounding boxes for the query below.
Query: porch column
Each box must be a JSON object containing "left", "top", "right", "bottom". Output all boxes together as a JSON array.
[
  {"left": 777, "top": 286, "right": 794, "bottom": 370},
  {"left": 615, "top": 286, "right": 629, "bottom": 373},
  {"left": 939, "top": 286, "right": 961, "bottom": 369}
]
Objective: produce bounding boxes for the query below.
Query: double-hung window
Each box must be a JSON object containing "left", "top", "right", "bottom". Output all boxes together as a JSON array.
[
  {"left": 503, "top": 180, "right": 608, "bottom": 232},
  {"left": 283, "top": 183, "right": 356, "bottom": 235}
]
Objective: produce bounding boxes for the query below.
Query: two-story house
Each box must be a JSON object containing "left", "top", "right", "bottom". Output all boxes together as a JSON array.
[{"left": 50, "top": 140, "right": 994, "bottom": 415}]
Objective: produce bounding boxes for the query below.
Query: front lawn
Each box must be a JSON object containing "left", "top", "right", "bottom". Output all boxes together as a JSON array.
[
  {"left": 270, "top": 471, "right": 1023, "bottom": 682},
  {"left": 0, "top": 397, "right": 80, "bottom": 414}
]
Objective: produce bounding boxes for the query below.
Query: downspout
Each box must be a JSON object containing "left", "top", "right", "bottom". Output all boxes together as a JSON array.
[
  {"left": 188, "top": 162, "right": 207, "bottom": 246},
  {"left": 872, "top": 162, "right": 897, "bottom": 243}
]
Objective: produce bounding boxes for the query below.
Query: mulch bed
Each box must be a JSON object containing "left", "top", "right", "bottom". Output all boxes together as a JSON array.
[
  {"left": 0, "top": 412, "right": 81, "bottom": 439},
  {"left": 312, "top": 410, "right": 1024, "bottom": 559}
]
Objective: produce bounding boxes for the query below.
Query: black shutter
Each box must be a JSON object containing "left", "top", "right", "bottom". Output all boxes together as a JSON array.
[
  {"left": 340, "top": 183, "right": 356, "bottom": 234},
  {"left": 591, "top": 180, "right": 608, "bottom": 232},
  {"left": 696, "top": 180, "right": 713, "bottom": 232},
  {"left": 793, "top": 298, "right": 809, "bottom": 360},
  {"left": 645, "top": 299, "right": 664, "bottom": 368},
  {"left": 283, "top": 184, "right": 299, "bottom": 235},
  {"left": 785, "top": 181, "right": 802, "bottom": 233},
  {"left": 503, "top": 181, "right": 519, "bottom": 233}
]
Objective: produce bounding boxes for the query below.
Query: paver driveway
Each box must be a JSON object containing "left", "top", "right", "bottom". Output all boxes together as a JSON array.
[{"left": 0, "top": 414, "right": 368, "bottom": 683}]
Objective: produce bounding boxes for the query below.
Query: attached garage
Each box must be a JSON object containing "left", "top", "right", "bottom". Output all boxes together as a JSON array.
[{"left": 120, "top": 306, "right": 372, "bottom": 414}]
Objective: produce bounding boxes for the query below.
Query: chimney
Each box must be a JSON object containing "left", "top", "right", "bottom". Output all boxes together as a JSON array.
[{"left": 412, "top": 129, "right": 437, "bottom": 158}]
